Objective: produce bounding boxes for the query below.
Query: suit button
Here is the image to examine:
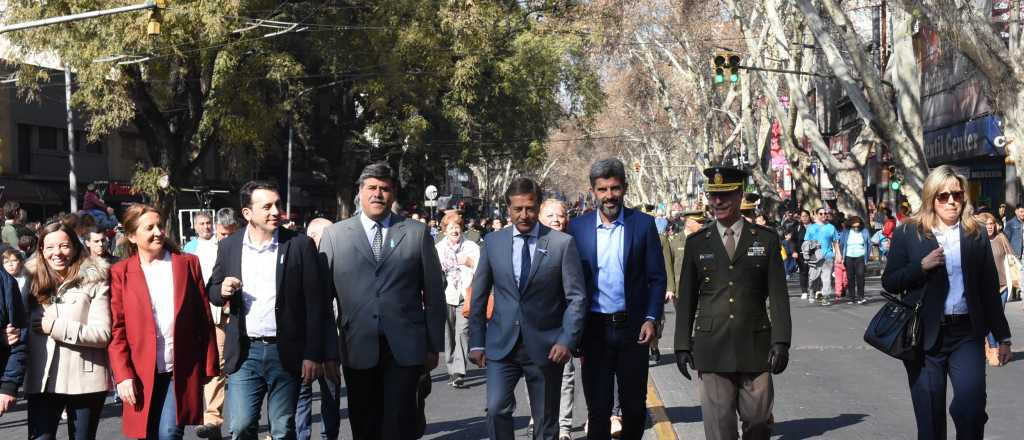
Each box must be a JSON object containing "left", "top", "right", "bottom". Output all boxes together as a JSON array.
[
  {"left": 514, "top": 320, "right": 520, "bottom": 326},
  {"left": 728, "top": 281, "right": 734, "bottom": 286},
  {"left": 704, "top": 277, "right": 710, "bottom": 282},
  {"left": 372, "top": 314, "right": 378, "bottom": 319},
  {"left": 729, "top": 265, "right": 734, "bottom": 270},
  {"left": 729, "top": 314, "right": 735, "bottom": 319},
  {"left": 729, "top": 298, "right": 734, "bottom": 303}
]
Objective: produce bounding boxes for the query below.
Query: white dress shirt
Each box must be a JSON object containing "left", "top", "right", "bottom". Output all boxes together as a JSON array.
[
  {"left": 240, "top": 228, "right": 280, "bottom": 338},
  {"left": 190, "top": 237, "right": 218, "bottom": 285},
  {"left": 932, "top": 223, "right": 968, "bottom": 315},
  {"left": 141, "top": 251, "right": 175, "bottom": 373}
]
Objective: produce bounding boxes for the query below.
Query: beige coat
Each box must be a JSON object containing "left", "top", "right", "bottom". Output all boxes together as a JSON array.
[{"left": 24, "top": 256, "right": 112, "bottom": 395}]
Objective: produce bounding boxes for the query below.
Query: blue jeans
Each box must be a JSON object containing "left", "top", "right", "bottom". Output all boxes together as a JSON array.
[
  {"left": 227, "top": 341, "right": 301, "bottom": 440},
  {"left": 986, "top": 288, "right": 1010, "bottom": 348},
  {"left": 26, "top": 391, "right": 106, "bottom": 440},
  {"left": 295, "top": 377, "right": 341, "bottom": 440},
  {"left": 147, "top": 373, "right": 184, "bottom": 440}
]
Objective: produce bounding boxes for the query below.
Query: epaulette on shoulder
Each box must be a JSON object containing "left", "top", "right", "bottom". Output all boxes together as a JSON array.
[
  {"left": 751, "top": 223, "right": 779, "bottom": 236},
  {"left": 689, "top": 222, "right": 715, "bottom": 241}
]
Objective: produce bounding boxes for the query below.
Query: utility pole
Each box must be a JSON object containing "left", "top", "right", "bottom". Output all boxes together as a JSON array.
[
  {"left": 286, "top": 125, "right": 293, "bottom": 221},
  {"left": 65, "top": 66, "right": 78, "bottom": 212}
]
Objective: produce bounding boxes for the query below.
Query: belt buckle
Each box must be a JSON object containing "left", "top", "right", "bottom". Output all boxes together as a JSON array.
[{"left": 611, "top": 312, "right": 628, "bottom": 324}]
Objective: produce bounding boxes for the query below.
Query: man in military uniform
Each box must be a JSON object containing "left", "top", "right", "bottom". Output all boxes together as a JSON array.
[{"left": 674, "top": 166, "right": 792, "bottom": 440}]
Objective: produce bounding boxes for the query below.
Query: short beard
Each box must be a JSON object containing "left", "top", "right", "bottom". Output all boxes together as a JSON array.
[{"left": 600, "top": 202, "right": 621, "bottom": 220}]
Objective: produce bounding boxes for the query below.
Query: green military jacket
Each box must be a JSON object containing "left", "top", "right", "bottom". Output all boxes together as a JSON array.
[
  {"left": 674, "top": 220, "right": 792, "bottom": 373},
  {"left": 660, "top": 234, "right": 676, "bottom": 293},
  {"left": 669, "top": 234, "right": 686, "bottom": 289}
]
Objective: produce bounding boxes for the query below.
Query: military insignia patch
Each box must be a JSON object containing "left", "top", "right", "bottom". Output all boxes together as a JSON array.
[
  {"left": 700, "top": 253, "right": 715, "bottom": 260},
  {"left": 714, "top": 173, "right": 724, "bottom": 184},
  {"left": 748, "top": 246, "right": 766, "bottom": 257}
]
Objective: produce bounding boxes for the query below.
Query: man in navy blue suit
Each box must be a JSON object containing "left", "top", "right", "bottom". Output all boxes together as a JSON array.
[{"left": 568, "top": 158, "right": 667, "bottom": 440}]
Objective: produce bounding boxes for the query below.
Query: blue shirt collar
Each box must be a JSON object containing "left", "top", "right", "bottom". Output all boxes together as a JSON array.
[
  {"left": 515, "top": 222, "right": 540, "bottom": 238},
  {"left": 595, "top": 208, "right": 625, "bottom": 229}
]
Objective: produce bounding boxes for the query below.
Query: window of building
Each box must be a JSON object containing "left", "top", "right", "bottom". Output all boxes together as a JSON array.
[
  {"left": 17, "top": 124, "right": 32, "bottom": 173},
  {"left": 38, "top": 126, "right": 59, "bottom": 150}
]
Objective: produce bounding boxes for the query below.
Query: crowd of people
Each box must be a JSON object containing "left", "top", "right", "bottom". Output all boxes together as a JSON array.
[{"left": 0, "top": 159, "right": 1014, "bottom": 440}]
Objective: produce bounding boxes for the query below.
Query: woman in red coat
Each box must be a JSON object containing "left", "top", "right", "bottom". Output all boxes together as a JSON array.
[{"left": 108, "top": 204, "right": 219, "bottom": 439}]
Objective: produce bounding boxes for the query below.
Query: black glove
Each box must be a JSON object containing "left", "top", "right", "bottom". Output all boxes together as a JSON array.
[
  {"left": 767, "top": 344, "right": 789, "bottom": 374},
  {"left": 675, "top": 350, "right": 695, "bottom": 380}
]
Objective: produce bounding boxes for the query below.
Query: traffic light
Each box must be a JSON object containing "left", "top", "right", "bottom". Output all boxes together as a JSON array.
[
  {"left": 147, "top": 0, "right": 167, "bottom": 36},
  {"left": 887, "top": 165, "right": 901, "bottom": 191},
  {"left": 713, "top": 54, "right": 726, "bottom": 84},
  {"left": 712, "top": 52, "right": 741, "bottom": 84},
  {"left": 728, "top": 55, "right": 741, "bottom": 82}
]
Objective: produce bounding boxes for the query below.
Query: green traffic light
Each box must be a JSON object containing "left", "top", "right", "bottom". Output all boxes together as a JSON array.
[
  {"left": 890, "top": 180, "right": 901, "bottom": 191},
  {"left": 730, "top": 73, "right": 739, "bottom": 82},
  {"left": 715, "top": 75, "right": 725, "bottom": 84}
]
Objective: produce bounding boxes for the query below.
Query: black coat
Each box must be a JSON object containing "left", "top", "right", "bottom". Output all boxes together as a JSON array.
[
  {"left": 882, "top": 222, "right": 1011, "bottom": 351},
  {"left": 208, "top": 227, "right": 326, "bottom": 375}
]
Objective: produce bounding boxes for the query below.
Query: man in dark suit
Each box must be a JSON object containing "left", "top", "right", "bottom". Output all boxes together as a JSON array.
[
  {"left": 567, "top": 158, "right": 667, "bottom": 440},
  {"left": 674, "top": 166, "right": 792, "bottom": 440},
  {"left": 468, "top": 177, "right": 587, "bottom": 440},
  {"left": 319, "top": 162, "right": 446, "bottom": 440},
  {"left": 208, "top": 180, "right": 325, "bottom": 439}
]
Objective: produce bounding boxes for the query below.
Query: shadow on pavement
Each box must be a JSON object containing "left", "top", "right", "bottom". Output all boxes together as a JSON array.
[
  {"left": 772, "top": 413, "right": 868, "bottom": 440},
  {"left": 663, "top": 405, "right": 703, "bottom": 424},
  {"left": 423, "top": 414, "right": 531, "bottom": 439}
]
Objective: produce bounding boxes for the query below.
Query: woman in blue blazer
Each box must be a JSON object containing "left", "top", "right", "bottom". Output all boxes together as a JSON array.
[{"left": 881, "top": 165, "right": 1011, "bottom": 440}]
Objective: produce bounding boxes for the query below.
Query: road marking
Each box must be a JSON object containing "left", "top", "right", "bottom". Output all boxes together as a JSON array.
[{"left": 647, "top": 376, "right": 679, "bottom": 440}]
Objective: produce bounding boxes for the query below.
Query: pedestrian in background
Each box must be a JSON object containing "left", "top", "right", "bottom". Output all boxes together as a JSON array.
[
  {"left": 792, "top": 210, "right": 811, "bottom": 299},
  {"left": 436, "top": 211, "right": 480, "bottom": 389},
  {"left": 977, "top": 212, "right": 1013, "bottom": 367},
  {"left": 882, "top": 165, "right": 1011, "bottom": 440},
  {"left": 805, "top": 207, "right": 840, "bottom": 304},
  {"left": 839, "top": 216, "right": 870, "bottom": 304},
  {"left": 2, "top": 248, "right": 28, "bottom": 297},
  {"left": 537, "top": 198, "right": 578, "bottom": 439},
  {"left": 0, "top": 252, "right": 27, "bottom": 417},
  {"left": 209, "top": 181, "right": 326, "bottom": 439},
  {"left": 107, "top": 204, "right": 219, "bottom": 440},
  {"left": 568, "top": 159, "right": 667, "bottom": 440},
  {"left": 295, "top": 217, "right": 344, "bottom": 440},
  {"left": 195, "top": 208, "right": 240, "bottom": 440},
  {"left": 23, "top": 222, "right": 112, "bottom": 440}
]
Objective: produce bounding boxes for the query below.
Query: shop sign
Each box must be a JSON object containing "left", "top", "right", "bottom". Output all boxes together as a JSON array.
[{"left": 923, "top": 115, "right": 1004, "bottom": 164}]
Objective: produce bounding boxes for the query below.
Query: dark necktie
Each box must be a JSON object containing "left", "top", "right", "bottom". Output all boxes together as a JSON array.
[
  {"left": 519, "top": 234, "right": 531, "bottom": 291},
  {"left": 372, "top": 222, "right": 383, "bottom": 262}
]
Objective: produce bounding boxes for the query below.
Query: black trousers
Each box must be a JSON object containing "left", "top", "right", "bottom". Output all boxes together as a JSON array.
[
  {"left": 343, "top": 337, "right": 422, "bottom": 440},
  {"left": 798, "top": 259, "right": 810, "bottom": 293},
  {"left": 844, "top": 257, "right": 866, "bottom": 300},
  {"left": 581, "top": 316, "right": 649, "bottom": 440},
  {"left": 903, "top": 320, "right": 987, "bottom": 440},
  {"left": 27, "top": 391, "right": 106, "bottom": 440}
]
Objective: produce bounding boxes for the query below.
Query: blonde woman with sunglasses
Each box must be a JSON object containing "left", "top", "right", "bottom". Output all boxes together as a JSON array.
[{"left": 881, "top": 165, "right": 1011, "bottom": 440}]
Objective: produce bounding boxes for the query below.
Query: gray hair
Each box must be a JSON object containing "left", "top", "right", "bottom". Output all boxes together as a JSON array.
[
  {"left": 589, "top": 158, "right": 628, "bottom": 188},
  {"left": 194, "top": 212, "right": 213, "bottom": 223},
  {"left": 216, "top": 208, "right": 238, "bottom": 228}
]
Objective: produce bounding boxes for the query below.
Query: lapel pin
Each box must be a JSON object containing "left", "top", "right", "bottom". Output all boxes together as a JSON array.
[
  {"left": 538, "top": 248, "right": 548, "bottom": 255},
  {"left": 390, "top": 239, "right": 395, "bottom": 248}
]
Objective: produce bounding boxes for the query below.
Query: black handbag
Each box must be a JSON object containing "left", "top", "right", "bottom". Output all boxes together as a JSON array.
[{"left": 863, "top": 290, "right": 923, "bottom": 361}]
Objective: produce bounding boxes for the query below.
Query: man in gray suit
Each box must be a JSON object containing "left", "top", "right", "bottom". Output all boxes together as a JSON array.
[
  {"left": 319, "top": 162, "right": 446, "bottom": 440},
  {"left": 468, "top": 177, "right": 588, "bottom": 440}
]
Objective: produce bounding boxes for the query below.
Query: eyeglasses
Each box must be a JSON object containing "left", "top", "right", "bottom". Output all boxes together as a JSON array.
[{"left": 935, "top": 191, "right": 965, "bottom": 203}]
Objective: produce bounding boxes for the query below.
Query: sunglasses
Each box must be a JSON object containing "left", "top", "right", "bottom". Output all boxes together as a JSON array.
[{"left": 935, "top": 191, "right": 965, "bottom": 203}]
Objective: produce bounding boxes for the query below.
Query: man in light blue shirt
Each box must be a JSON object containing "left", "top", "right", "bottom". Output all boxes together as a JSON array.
[
  {"left": 804, "top": 208, "right": 840, "bottom": 303},
  {"left": 594, "top": 209, "right": 626, "bottom": 314}
]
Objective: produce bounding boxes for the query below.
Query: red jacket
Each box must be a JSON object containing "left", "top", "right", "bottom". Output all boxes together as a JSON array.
[{"left": 108, "top": 252, "right": 219, "bottom": 439}]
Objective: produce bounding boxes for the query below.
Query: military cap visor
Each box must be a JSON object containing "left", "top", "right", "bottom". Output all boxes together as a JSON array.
[{"left": 703, "top": 166, "right": 748, "bottom": 193}]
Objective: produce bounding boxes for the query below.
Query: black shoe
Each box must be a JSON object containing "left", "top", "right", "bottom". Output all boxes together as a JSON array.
[
  {"left": 649, "top": 348, "right": 661, "bottom": 362},
  {"left": 196, "top": 424, "right": 222, "bottom": 440}
]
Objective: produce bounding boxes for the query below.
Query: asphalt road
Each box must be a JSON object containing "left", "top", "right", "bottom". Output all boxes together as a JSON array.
[{"left": 2, "top": 275, "right": 1022, "bottom": 439}]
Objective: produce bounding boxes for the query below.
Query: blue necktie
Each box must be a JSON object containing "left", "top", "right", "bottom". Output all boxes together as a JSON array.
[{"left": 519, "top": 234, "right": 531, "bottom": 291}]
